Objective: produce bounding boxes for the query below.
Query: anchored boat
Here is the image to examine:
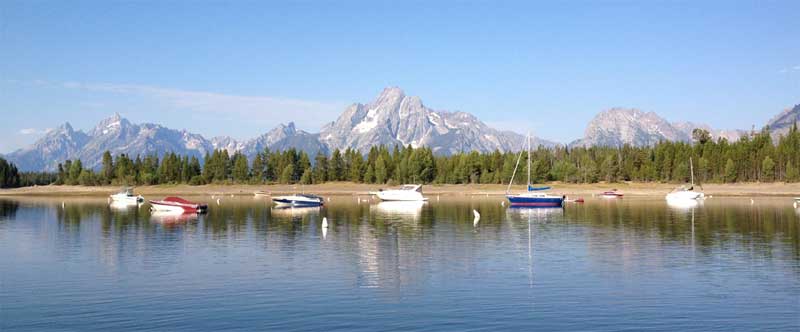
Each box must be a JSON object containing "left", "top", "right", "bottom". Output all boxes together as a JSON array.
[
  {"left": 601, "top": 189, "right": 624, "bottom": 198},
  {"left": 272, "top": 194, "right": 324, "bottom": 207},
  {"left": 371, "top": 184, "right": 428, "bottom": 202},
  {"left": 666, "top": 157, "right": 705, "bottom": 201},
  {"left": 505, "top": 134, "right": 564, "bottom": 208},
  {"left": 149, "top": 197, "right": 208, "bottom": 213},
  {"left": 110, "top": 187, "right": 144, "bottom": 204}
]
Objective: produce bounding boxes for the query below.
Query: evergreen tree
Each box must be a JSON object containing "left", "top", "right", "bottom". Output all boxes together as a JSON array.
[
  {"left": 300, "top": 168, "right": 313, "bottom": 184},
  {"left": 375, "top": 155, "right": 388, "bottom": 184},
  {"left": 761, "top": 156, "right": 775, "bottom": 182},
  {"left": 328, "top": 149, "right": 344, "bottom": 181},
  {"left": 232, "top": 153, "right": 250, "bottom": 183},
  {"left": 279, "top": 164, "right": 295, "bottom": 184},
  {"left": 786, "top": 161, "right": 799, "bottom": 183},
  {"left": 313, "top": 152, "right": 328, "bottom": 184},
  {"left": 101, "top": 151, "right": 114, "bottom": 184},
  {"left": 68, "top": 159, "right": 83, "bottom": 185},
  {"left": 724, "top": 158, "right": 737, "bottom": 183}
]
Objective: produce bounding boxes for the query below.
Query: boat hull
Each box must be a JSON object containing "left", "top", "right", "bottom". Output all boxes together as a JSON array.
[
  {"left": 506, "top": 195, "right": 564, "bottom": 207},
  {"left": 666, "top": 191, "right": 704, "bottom": 201},
  {"left": 149, "top": 197, "right": 208, "bottom": 213},
  {"left": 272, "top": 196, "right": 324, "bottom": 207},
  {"left": 371, "top": 191, "right": 428, "bottom": 201},
  {"left": 110, "top": 194, "right": 144, "bottom": 204}
]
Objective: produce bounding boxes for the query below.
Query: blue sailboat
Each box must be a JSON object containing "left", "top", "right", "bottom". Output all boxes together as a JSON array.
[{"left": 505, "top": 135, "right": 564, "bottom": 208}]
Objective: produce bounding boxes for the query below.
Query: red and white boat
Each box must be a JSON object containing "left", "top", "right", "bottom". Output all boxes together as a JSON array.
[
  {"left": 601, "top": 189, "right": 624, "bottom": 198},
  {"left": 149, "top": 197, "right": 208, "bottom": 213}
]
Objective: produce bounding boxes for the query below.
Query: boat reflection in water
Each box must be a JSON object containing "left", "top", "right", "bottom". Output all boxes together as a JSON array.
[
  {"left": 270, "top": 205, "right": 322, "bottom": 217},
  {"left": 149, "top": 210, "right": 199, "bottom": 224},
  {"left": 371, "top": 201, "right": 425, "bottom": 221},
  {"left": 505, "top": 206, "right": 564, "bottom": 221},
  {"left": 109, "top": 200, "right": 141, "bottom": 213}
]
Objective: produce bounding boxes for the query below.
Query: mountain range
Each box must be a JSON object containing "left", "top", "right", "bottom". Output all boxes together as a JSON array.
[
  {"left": 570, "top": 108, "right": 749, "bottom": 147},
  {"left": 4, "top": 87, "right": 797, "bottom": 172}
]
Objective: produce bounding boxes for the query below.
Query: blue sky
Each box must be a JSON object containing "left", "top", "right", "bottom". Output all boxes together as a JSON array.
[{"left": 1, "top": 1, "right": 798, "bottom": 153}]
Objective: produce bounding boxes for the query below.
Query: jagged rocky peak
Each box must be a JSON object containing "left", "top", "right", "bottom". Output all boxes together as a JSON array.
[
  {"left": 376, "top": 86, "right": 405, "bottom": 105},
  {"left": 91, "top": 112, "right": 131, "bottom": 136},
  {"left": 320, "top": 86, "right": 554, "bottom": 154}
]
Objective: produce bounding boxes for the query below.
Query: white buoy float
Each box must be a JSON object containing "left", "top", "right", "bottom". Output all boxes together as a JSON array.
[
  {"left": 216, "top": 198, "right": 221, "bottom": 205},
  {"left": 794, "top": 201, "right": 798, "bottom": 209},
  {"left": 501, "top": 201, "right": 505, "bottom": 207},
  {"left": 437, "top": 195, "right": 440, "bottom": 202},
  {"left": 473, "top": 209, "right": 480, "bottom": 226},
  {"left": 322, "top": 217, "right": 328, "bottom": 228},
  {"left": 62, "top": 202, "right": 65, "bottom": 209},
  {"left": 750, "top": 198, "right": 754, "bottom": 205}
]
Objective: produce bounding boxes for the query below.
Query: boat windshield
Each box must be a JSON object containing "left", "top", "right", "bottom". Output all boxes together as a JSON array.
[
  {"left": 297, "top": 194, "right": 322, "bottom": 200},
  {"left": 118, "top": 187, "right": 134, "bottom": 195},
  {"left": 399, "top": 185, "right": 421, "bottom": 191}
]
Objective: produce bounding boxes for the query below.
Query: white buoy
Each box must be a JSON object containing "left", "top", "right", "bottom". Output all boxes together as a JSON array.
[
  {"left": 62, "top": 202, "right": 65, "bottom": 209},
  {"left": 437, "top": 195, "right": 440, "bottom": 202},
  {"left": 794, "top": 201, "right": 798, "bottom": 209},
  {"left": 473, "top": 209, "right": 480, "bottom": 226},
  {"left": 750, "top": 198, "right": 754, "bottom": 205},
  {"left": 327, "top": 197, "right": 331, "bottom": 202},
  {"left": 501, "top": 201, "right": 505, "bottom": 207},
  {"left": 231, "top": 194, "right": 234, "bottom": 198},
  {"left": 216, "top": 198, "right": 221, "bottom": 205},
  {"left": 322, "top": 217, "right": 328, "bottom": 228}
]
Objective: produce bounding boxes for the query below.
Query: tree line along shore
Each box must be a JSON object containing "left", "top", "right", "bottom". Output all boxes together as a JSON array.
[{"left": 0, "top": 126, "right": 798, "bottom": 189}]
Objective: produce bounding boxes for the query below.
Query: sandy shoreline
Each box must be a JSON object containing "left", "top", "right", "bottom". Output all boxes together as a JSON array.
[{"left": 1, "top": 182, "right": 798, "bottom": 198}]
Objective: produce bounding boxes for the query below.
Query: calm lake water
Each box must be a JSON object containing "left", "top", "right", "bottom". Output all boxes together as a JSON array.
[{"left": 1, "top": 195, "right": 798, "bottom": 331}]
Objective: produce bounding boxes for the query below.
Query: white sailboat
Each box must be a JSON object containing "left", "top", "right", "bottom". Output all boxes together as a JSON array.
[{"left": 666, "top": 157, "right": 705, "bottom": 201}]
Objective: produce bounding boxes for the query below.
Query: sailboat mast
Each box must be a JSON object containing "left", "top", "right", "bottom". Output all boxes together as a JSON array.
[
  {"left": 527, "top": 134, "right": 531, "bottom": 188},
  {"left": 690, "top": 157, "right": 694, "bottom": 187}
]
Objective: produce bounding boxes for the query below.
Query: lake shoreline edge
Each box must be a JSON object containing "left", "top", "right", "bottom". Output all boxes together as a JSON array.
[{"left": 1, "top": 182, "right": 798, "bottom": 198}]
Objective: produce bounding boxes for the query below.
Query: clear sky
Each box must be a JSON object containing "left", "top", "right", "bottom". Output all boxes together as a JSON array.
[{"left": 1, "top": 1, "right": 798, "bottom": 153}]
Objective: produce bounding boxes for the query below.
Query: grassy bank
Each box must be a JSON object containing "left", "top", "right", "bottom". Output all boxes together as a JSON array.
[{"left": 1, "top": 182, "right": 798, "bottom": 197}]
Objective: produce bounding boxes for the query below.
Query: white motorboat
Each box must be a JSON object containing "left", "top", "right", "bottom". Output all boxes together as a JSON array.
[
  {"left": 272, "top": 194, "right": 324, "bottom": 207},
  {"left": 665, "top": 158, "right": 705, "bottom": 202},
  {"left": 109, "top": 187, "right": 144, "bottom": 204},
  {"left": 371, "top": 184, "right": 428, "bottom": 201}
]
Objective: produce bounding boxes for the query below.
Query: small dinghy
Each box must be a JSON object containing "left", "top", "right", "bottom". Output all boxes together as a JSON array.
[
  {"left": 272, "top": 194, "right": 324, "bottom": 207},
  {"left": 565, "top": 197, "right": 585, "bottom": 203},
  {"left": 149, "top": 197, "right": 208, "bottom": 213},
  {"left": 601, "top": 189, "right": 623, "bottom": 198}
]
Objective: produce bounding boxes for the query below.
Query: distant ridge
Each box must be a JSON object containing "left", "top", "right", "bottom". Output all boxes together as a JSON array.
[
  {"left": 4, "top": 87, "right": 795, "bottom": 171},
  {"left": 570, "top": 108, "right": 747, "bottom": 147}
]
